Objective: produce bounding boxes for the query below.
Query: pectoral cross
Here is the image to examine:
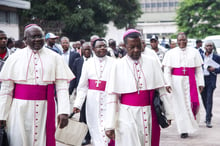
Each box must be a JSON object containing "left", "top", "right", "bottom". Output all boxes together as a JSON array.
[
  {"left": 95, "top": 80, "right": 101, "bottom": 87},
  {"left": 182, "top": 68, "right": 186, "bottom": 75}
]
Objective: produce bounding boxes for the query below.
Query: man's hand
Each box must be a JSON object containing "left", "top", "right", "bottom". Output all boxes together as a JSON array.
[
  {"left": 57, "top": 114, "right": 69, "bottom": 129},
  {"left": 199, "top": 86, "right": 204, "bottom": 93},
  {"left": 105, "top": 130, "right": 115, "bottom": 140},
  {"left": 73, "top": 107, "right": 80, "bottom": 113},
  {"left": 168, "top": 120, "right": 172, "bottom": 125},
  {"left": 0, "top": 120, "right": 6, "bottom": 127},
  {"left": 207, "top": 66, "right": 215, "bottom": 72},
  {"left": 166, "top": 86, "right": 172, "bottom": 93}
]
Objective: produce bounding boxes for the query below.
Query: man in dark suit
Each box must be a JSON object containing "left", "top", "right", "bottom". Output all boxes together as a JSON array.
[
  {"left": 60, "top": 36, "right": 80, "bottom": 93},
  {"left": 70, "top": 42, "right": 92, "bottom": 145},
  {"left": 201, "top": 40, "right": 220, "bottom": 128}
]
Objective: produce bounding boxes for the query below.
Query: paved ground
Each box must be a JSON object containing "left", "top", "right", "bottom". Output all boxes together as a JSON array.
[
  {"left": 57, "top": 76, "right": 220, "bottom": 146},
  {"left": 160, "top": 76, "right": 220, "bottom": 146}
]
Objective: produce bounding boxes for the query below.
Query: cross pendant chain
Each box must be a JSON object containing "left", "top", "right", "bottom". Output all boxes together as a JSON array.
[
  {"left": 182, "top": 68, "right": 186, "bottom": 74},
  {"left": 95, "top": 80, "right": 101, "bottom": 87},
  {"left": 137, "top": 81, "right": 140, "bottom": 94}
]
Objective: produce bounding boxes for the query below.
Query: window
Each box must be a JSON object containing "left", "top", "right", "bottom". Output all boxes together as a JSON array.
[{"left": 0, "top": 11, "right": 18, "bottom": 24}]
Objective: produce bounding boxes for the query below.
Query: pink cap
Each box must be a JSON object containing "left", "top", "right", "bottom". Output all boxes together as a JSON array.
[{"left": 123, "top": 29, "right": 140, "bottom": 40}]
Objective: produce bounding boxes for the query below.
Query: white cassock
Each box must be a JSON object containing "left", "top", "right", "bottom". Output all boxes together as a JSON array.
[
  {"left": 142, "top": 47, "right": 162, "bottom": 67},
  {"left": 162, "top": 47, "right": 204, "bottom": 134},
  {"left": 105, "top": 55, "right": 173, "bottom": 146},
  {"left": 74, "top": 55, "right": 115, "bottom": 146},
  {"left": 0, "top": 47, "right": 74, "bottom": 146}
]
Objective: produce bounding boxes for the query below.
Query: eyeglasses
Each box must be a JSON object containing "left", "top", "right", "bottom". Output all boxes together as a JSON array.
[{"left": 95, "top": 44, "right": 107, "bottom": 49}]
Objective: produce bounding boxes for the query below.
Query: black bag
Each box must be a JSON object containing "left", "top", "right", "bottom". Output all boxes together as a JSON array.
[
  {"left": 153, "top": 90, "right": 169, "bottom": 128},
  {"left": 0, "top": 126, "right": 9, "bottom": 146}
]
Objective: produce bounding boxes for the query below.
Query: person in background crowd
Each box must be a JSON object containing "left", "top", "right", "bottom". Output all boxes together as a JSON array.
[
  {"left": 60, "top": 36, "right": 80, "bottom": 69},
  {"left": 0, "top": 30, "right": 10, "bottom": 89},
  {"left": 7, "top": 37, "right": 16, "bottom": 53},
  {"left": 70, "top": 42, "right": 92, "bottom": 145},
  {"left": 118, "top": 42, "right": 127, "bottom": 58},
  {"left": 75, "top": 41, "right": 82, "bottom": 56},
  {"left": 90, "top": 35, "right": 99, "bottom": 57},
  {"left": 150, "top": 35, "right": 167, "bottom": 62},
  {"left": 195, "top": 39, "right": 204, "bottom": 56},
  {"left": 45, "top": 32, "right": 62, "bottom": 55},
  {"left": 15, "top": 39, "right": 26, "bottom": 49},
  {"left": 200, "top": 40, "right": 220, "bottom": 128},
  {"left": 72, "top": 42, "right": 77, "bottom": 52},
  {"left": 170, "top": 41, "right": 177, "bottom": 49},
  {"left": 80, "top": 39, "right": 86, "bottom": 46},
  {"left": 107, "top": 39, "right": 118, "bottom": 58},
  {"left": 73, "top": 38, "right": 115, "bottom": 146},
  {"left": 105, "top": 29, "right": 172, "bottom": 146},
  {"left": 195, "top": 39, "right": 203, "bottom": 49},
  {"left": 162, "top": 32, "right": 204, "bottom": 139},
  {"left": 160, "top": 36, "right": 166, "bottom": 47},
  {"left": 0, "top": 24, "right": 74, "bottom": 146}
]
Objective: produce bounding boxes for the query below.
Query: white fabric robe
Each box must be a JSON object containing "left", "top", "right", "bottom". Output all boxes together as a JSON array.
[
  {"left": 105, "top": 55, "right": 173, "bottom": 146},
  {"left": 74, "top": 55, "right": 115, "bottom": 146},
  {"left": 162, "top": 47, "right": 204, "bottom": 134},
  {"left": 0, "top": 47, "right": 74, "bottom": 146}
]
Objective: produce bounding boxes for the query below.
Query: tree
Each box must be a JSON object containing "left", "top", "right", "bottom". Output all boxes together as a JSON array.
[
  {"left": 176, "top": 0, "right": 220, "bottom": 39},
  {"left": 19, "top": 0, "right": 142, "bottom": 41}
]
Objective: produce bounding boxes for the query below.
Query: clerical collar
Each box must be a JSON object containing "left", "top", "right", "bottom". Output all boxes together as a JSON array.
[
  {"left": 28, "top": 46, "right": 42, "bottom": 53},
  {"left": 180, "top": 47, "right": 186, "bottom": 51},
  {"left": 94, "top": 55, "right": 106, "bottom": 62},
  {"left": 127, "top": 55, "right": 142, "bottom": 65},
  {"left": 83, "top": 56, "right": 90, "bottom": 61}
]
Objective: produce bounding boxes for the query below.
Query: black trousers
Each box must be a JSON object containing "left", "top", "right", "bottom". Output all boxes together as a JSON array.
[
  {"left": 201, "top": 76, "right": 215, "bottom": 122},
  {"left": 80, "top": 98, "right": 91, "bottom": 142}
]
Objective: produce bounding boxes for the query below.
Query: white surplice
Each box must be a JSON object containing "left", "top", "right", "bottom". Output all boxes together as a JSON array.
[
  {"left": 0, "top": 47, "right": 74, "bottom": 146},
  {"left": 162, "top": 47, "right": 204, "bottom": 134},
  {"left": 105, "top": 55, "right": 173, "bottom": 146},
  {"left": 74, "top": 55, "right": 115, "bottom": 146}
]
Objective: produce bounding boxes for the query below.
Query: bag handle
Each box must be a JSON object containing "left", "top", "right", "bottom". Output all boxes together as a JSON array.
[{"left": 69, "top": 112, "right": 75, "bottom": 119}]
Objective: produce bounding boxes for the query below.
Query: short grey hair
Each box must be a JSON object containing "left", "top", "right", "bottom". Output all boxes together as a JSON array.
[
  {"left": 205, "top": 40, "right": 214, "bottom": 46},
  {"left": 60, "top": 36, "right": 69, "bottom": 42},
  {"left": 24, "top": 25, "right": 43, "bottom": 38}
]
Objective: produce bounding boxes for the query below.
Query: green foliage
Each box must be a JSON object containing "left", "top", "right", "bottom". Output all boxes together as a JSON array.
[
  {"left": 19, "top": 0, "right": 142, "bottom": 41},
  {"left": 176, "top": 0, "right": 220, "bottom": 39}
]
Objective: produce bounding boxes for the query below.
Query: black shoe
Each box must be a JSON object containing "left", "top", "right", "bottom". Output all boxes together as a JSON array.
[
  {"left": 180, "top": 133, "right": 188, "bottom": 138},
  {"left": 206, "top": 121, "right": 213, "bottom": 128},
  {"left": 82, "top": 139, "right": 91, "bottom": 145}
]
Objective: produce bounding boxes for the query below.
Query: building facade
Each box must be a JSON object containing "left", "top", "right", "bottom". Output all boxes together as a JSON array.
[
  {"left": 0, "top": 0, "right": 30, "bottom": 40},
  {"left": 137, "top": 0, "right": 179, "bottom": 40}
]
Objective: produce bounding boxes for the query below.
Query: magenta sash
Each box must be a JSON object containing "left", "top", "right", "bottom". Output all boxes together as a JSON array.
[
  {"left": 172, "top": 67, "right": 199, "bottom": 117},
  {"left": 13, "top": 84, "right": 56, "bottom": 146},
  {"left": 121, "top": 90, "right": 151, "bottom": 106},
  {"left": 121, "top": 90, "right": 160, "bottom": 146},
  {"left": 88, "top": 79, "right": 106, "bottom": 91}
]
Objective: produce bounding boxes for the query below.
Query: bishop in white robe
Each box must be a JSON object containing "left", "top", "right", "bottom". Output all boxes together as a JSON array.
[
  {"left": 0, "top": 25, "right": 74, "bottom": 146},
  {"left": 73, "top": 39, "right": 115, "bottom": 146},
  {"left": 105, "top": 29, "right": 173, "bottom": 146},
  {"left": 162, "top": 32, "right": 204, "bottom": 137}
]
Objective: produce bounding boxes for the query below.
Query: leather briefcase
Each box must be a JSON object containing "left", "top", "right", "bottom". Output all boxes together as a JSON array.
[{"left": 55, "top": 113, "right": 88, "bottom": 146}]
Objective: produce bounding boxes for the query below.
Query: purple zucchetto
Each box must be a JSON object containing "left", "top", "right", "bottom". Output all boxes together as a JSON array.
[
  {"left": 123, "top": 29, "right": 141, "bottom": 40},
  {"left": 24, "top": 24, "right": 39, "bottom": 30}
]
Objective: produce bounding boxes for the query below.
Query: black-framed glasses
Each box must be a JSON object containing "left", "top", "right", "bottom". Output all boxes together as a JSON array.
[{"left": 95, "top": 44, "right": 107, "bottom": 49}]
